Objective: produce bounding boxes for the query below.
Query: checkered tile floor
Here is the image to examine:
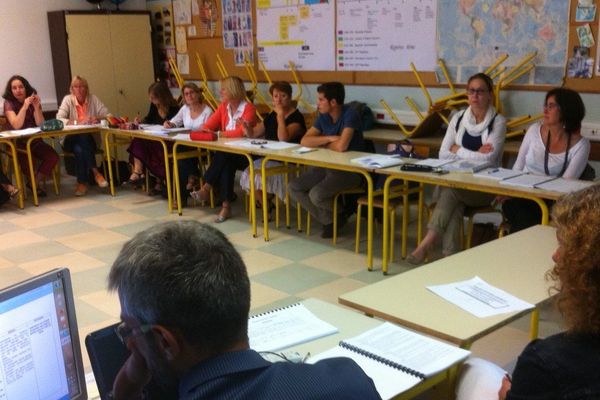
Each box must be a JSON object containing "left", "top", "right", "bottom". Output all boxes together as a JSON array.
[{"left": 0, "top": 174, "right": 561, "bottom": 399}]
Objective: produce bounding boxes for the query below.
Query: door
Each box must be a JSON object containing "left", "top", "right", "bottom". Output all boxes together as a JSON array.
[{"left": 109, "top": 14, "right": 155, "bottom": 118}]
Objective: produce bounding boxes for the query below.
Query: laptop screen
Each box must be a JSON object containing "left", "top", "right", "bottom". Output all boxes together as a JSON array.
[{"left": 0, "top": 268, "right": 87, "bottom": 400}]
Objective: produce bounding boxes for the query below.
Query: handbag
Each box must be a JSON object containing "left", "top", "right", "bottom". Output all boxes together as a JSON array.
[{"left": 41, "top": 119, "right": 64, "bottom": 132}]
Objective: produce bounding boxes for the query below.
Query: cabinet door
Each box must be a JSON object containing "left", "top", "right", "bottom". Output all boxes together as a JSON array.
[
  {"left": 109, "top": 14, "right": 155, "bottom": 118},
  {"left": 65, "top": 15, "right": 118, "bottom": 115}
]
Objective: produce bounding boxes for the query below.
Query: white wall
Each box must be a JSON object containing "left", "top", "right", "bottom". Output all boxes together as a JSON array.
[{"left": 0, "top": 0, "right": 146, "bottom": 112}]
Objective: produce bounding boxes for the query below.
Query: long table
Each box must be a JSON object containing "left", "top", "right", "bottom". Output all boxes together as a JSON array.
[
  {"left": 258, "top": 298, "right": 453, "bottom": 400},
  {"left": 339, "top": 225, "right": 557, "bottom": 348},
  {"left": 376, "top": 164, "right": 569, "bottom": 273}
]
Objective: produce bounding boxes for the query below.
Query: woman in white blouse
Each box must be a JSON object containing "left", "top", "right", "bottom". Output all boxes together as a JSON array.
[
  {"left": 501, "top": 87, "right": 590, "bottom": 233},
  {"left": 408, "top": 73, "right": 507, "bottom": 264},
  {"left": 164, "top": 82, "right": 213, "bottom": 200}
]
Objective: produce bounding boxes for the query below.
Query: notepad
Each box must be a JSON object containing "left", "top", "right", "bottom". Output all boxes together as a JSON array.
[
  {"left": 499, "top": 173, "right": 557, "bottom": 188},
  {"left": 442, "top": 159, "right": 492, "bottom": 173},
  {"left": 248, "top": 303, "right": 338, "bottom": 352},
  {"left": 415, "top": 158, "right": 453, "bottom": 168},
  {"left": 534, "top": 177, "right": 594, "bottom": 193},
  {"left": 474, "top": 168, "right": 525, "bottom": 181},
  {"left": 308, "top": 323, "right": 470, "bottom": 399},
  {"left": 5, "top": 127, "right": 41, "bottom": 136},
  {"left": 140, "top": 124, "right": 189, "bottom": 135},
  {"left": 351, "top": 154, "right": 403, "bottom": 168}
]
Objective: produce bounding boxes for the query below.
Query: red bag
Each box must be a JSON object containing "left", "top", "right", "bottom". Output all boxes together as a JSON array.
[{"left": 190, "top": 131, "right": 217, "bottom": 141}]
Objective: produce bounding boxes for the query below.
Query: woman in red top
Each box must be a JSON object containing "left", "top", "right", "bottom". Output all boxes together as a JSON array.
[
  {"left": 191, "top": 76, "right": 256, "bottom": 222},
  {"left": 3, "top": 75, "right": 58, "bottom": 197}
]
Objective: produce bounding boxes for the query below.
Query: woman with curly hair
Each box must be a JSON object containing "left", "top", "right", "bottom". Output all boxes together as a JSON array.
[{"left": 457, "top": 185, "right": 600, "bottom": 399}]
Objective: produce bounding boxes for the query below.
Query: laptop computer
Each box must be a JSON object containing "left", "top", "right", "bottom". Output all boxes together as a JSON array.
[{"left": 0, "top": 268, "right": 87, "bottom": 399}]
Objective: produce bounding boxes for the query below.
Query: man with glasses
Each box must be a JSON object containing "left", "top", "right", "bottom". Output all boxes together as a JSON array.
[{"left": 108, "top": 221, "right": 380, "bottom": 399}]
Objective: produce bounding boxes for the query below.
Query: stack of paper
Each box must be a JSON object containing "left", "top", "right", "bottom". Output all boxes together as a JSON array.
[
  {"left": 535, "top": 178, "right": 594, "bottom": 193},
  {"left": 415, "top": 158, "right": 453, "bottom": 168},
  {"left": 351, "top": 154, "right": 403, "bottom": 168},
  {"left": 499, "top": 173, "right": 557, "bottom": 188},
  {"left": 442, "top": 159, "right": 492, "bottom": 173},
  {"left": 248, "top": 303, "right": 338, "bottom": 352}
]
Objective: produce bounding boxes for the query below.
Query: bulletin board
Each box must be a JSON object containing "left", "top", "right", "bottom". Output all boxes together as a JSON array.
[{"left": 174, "top": 0, "right": 600, "bottom": 93}]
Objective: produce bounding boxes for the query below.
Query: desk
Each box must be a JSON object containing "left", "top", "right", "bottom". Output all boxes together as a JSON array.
[
  {"left": 258, "top": 147, "right": 376, "bottom": 269},
  {"left": 377, "top": 165, "right": 566, "bottom": 273},
  {"left": 262, "top": 298, "right": 450, "bottom": 400},
  {"left": 103, "top": 128, "right": 176, "bottom": 213},
  {"left": 171, "top": 137, "right": 259, "bottom": 236},
  {"left": 339, "top": 225, "right": 556, "bottom": 348},
  {"left": 0, "top": 137, "right": 24, "bottom": 209}
]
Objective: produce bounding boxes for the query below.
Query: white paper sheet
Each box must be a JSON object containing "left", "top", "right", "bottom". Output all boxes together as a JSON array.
[
  {"left": 224, "top": 139, "right": 297, "bottom": 150},
  {"left": 6, "top": 127, "right": 41, "bottom": 136},
  {"left": 416, "top": 158, "right": 453, "bottom": 167},
  {"left": 427, "top": 276, "right": 534, "bottom": 318},
  {"left": 249, "top": 303, "right": 338, "bottom": 352}
]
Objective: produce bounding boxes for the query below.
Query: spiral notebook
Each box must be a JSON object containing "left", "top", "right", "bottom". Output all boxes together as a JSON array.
[
  {"left": 308, "top": 322, "right": 470, "bottom": 399},
  {"left": 248, "top": 303, "right": 338, "bottom": 352}
]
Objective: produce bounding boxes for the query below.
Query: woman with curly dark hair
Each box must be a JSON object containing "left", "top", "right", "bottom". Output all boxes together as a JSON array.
[{"left": 457, "top": 185, "right": 600, "bottom": 399}]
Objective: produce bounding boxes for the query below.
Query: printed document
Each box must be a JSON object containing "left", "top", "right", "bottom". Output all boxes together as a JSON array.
[{"left": 427, "top": 276, "right": 534, "bottom": 318}]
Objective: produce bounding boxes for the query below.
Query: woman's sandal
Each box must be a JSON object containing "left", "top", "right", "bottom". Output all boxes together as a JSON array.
[
  {"left": 127, "top": 171, "right": 145, "bottom": 187},
  {"left": 9, "top": 187, "right": 19, "bottom": 199},
  {"left": 190, "top": 184, "right": 210, "bottom": 202},
  {"left": 215, "top": 205, "right": 231, "bottom": 223},
  {"left": 186, "top": 175, "right": 199, "bottom": 192}
]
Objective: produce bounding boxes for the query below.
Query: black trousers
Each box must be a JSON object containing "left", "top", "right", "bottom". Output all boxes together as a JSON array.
[
  {"left": 502, "top": 198, "right": 553, "bottom": 233},
  {"left": 203, "top": 151, "right": 248, "bottom": 202}
]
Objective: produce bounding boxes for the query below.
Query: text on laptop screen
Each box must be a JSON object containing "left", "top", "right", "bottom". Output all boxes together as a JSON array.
[{"left": 0, "top": 269, "right": 86, "bottom": 400}]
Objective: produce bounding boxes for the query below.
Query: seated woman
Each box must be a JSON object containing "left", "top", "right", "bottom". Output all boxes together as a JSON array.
[
  {"left": 456, "top": 185, "right": 600, "bottom": 400},
  {"left": 2, "top": 75, "right": 58, "bottom": 197},
  {"left": 127, "top": 81, "right": 179, "bottom": 195},
  {"left": 56, "top": 75, "right": 109, "bottom": 196},
  {"left": 190, "top": 76, "right": 256, "bottom": 222},
  {"left": 501, "top": 88, "right": 590, "bottom": 233},
  {"left": 164, "top": 82, "right": 213, "bottom": 201},
  {"left": 239, "top": 81, "right": 306, "bottom": 213},
  {"left": 408, "top": 73, "right": 506, "bottom": 264}
]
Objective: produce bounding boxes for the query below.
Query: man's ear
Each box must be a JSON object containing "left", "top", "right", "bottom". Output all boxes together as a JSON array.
[{"left": 151, "top": 325, "right": 181, "bottom": 361}]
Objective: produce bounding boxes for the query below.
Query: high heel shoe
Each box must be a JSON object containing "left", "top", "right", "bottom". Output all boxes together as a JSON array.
[
  {"left": 127, "top": 171, "right": 145, "bottom": 187},
  {"left": 8, "top": 187, "right": 19, "bottom": 199},
  {"left": 215, "top": 205, "right": 231, "bottom": 223}
]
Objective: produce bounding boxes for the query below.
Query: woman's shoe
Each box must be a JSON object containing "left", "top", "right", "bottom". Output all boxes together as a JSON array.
[
  {"left": 406, "top": 253, "right": 425, "bottom": 266},
  {"left": 215, "top": 205, "right": 231, "bottom": 223},
  {"left": 190, "top": 184, "right": 210, "bottom": 202},
  {"left": 27, "top": 183, "right": 47, "bottom": 198},
  {"left": 148, "top": 184, "right": 162, "bottom": 196},
  {"left": 8, "top": 187, "right": 19, "bottom": 199},
  {"left": 127, "top": 171, "right": 145, "bottom": 187}
]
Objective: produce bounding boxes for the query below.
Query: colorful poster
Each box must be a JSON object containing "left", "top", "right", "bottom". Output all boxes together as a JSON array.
[{"left": 221, "top": 0, "right": 254, "bottom": 66}]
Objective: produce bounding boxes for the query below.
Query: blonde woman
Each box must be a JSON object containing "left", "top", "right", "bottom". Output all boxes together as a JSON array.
[
  {"left": 190, "top": 76, "right": 256, "bottom": 222},
  {"left": 57, "top": 75, "right": 109, "bottom": 196}
]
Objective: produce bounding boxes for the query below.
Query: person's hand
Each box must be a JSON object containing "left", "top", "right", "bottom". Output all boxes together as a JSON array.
[
  {"left": 498, "top": 375, "right": 511, "bottom": 400},
  {"left": 112, "top": 344, "right": 151, "bottom": 400},
  {"left": 30, "top": 94, "right": 41, "bottom": 109},
  {"left": 164, "top": 121, "right": 175, "bottom": 128},
  {"left": 237, "top": 117, "right": 251, "bottom": 137},
  {"left": 134, "top": 116, "right": 142, "bottom": 124},
  {"left": 450, "top": 144, "right": 460, "bottom": 153},
  {"left": 273, "top": 104, "right": 285, "bottom": 118},
  {"left": 479, "top": 143, "right": 494, "bottom": 154}
]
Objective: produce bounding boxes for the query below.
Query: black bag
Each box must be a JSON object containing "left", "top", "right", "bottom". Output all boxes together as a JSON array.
[
  {"left": 104, "top": 160, "right": 130, "bottom": 186},
  {"left": 346, "top": 101, "right": 375, "bottom": 131},
  {"left": 580, "top": 163, "right": 596, "bottom": 181},
  {"left": 470, "top": 223, "right": 498, "bottom": 248}
]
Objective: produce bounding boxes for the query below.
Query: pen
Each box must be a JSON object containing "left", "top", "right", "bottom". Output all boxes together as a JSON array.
[{"left": 488, "top": 168, "right": 499, "bottom": 174}]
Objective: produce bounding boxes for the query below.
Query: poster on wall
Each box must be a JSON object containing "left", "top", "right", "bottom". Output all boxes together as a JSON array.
[
  {"left": 257, "top": 1, "right": 335, "bottom": 71},
  {"left": 199, "top": 0, "right": 218, "bottom": 37},
  {"left": 173, "top": 0, "right": 192, "bottom": 25},
  {"left": 221, "top": 0, "right": 254, "bottom": 66}
]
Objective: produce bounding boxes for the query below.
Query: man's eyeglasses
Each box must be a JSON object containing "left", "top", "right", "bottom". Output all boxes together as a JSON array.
[
  {"left": 115, "top": 321, "right": 153, "bottom": 344},
  {"left": 466, "top": 88, "right": 489, "bottom": 96},
  {"left": 543, "top": 103, "right": 560, "bottom": 111}
]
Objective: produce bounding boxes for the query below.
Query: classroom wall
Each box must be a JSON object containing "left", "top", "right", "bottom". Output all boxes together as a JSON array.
[{"left": 0, "top": 0, "right": 146, "bottom": 112}]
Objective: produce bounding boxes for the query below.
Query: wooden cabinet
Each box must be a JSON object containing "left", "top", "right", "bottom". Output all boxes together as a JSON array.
[{"left": 48, "top": 11, "right": 156, "bottom": 118}]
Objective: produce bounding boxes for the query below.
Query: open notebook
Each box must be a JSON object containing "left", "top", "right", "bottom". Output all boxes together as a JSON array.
[{"left": 308, "top": 322, "right": 470, "bottom": 399}]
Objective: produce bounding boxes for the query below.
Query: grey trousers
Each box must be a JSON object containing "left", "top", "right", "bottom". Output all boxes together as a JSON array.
[
  {"left": 288, "top": 167, "right": 362, "bottom": 226},
  {"left": 428, "top": 187, "right": 495, "bottom": 256}
]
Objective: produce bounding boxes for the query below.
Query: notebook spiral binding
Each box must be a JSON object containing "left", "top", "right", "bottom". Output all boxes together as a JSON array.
[
  {"left": 250, "top": 302, "right": 301, "bottom": 319},
  {"left": 339, "top": 341, "right": 426, "bottom": 380}
]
